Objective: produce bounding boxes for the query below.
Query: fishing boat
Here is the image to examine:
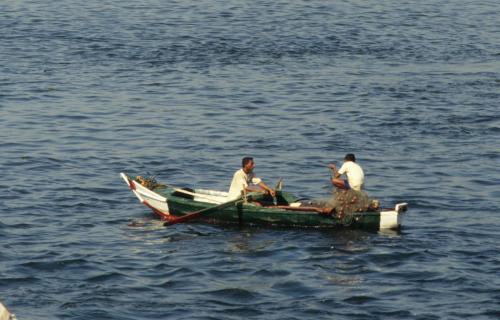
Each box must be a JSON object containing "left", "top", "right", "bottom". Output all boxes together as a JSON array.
[{"left": 120, "top": 173, "right": 407, "bottom": 230}]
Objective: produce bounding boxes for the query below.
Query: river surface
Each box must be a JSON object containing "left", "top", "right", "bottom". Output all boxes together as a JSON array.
[{"left": 1, "top": 1, "right": 499, "bottom": 319}]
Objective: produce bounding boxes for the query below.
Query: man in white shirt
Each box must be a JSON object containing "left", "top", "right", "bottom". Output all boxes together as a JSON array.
[
  {"left": 328, "top": 153, "right": 365, "bottom": 191},
  {"left": 228, "top": 157, "right": 276, "bottom": 200}
]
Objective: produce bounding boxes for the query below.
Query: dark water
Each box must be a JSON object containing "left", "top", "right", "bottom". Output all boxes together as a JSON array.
[{"left": 1, "top": 1, "right": 499, "bottom": 319}]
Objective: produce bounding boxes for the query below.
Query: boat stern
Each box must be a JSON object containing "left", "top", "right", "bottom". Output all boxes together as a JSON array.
[{"left": 379, "top": 202, "right": 408, "bottom": 230}]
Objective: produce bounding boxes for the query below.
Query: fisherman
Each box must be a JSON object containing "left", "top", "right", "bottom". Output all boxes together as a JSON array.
[
  {"left": 312, "top": 153, "right": 378, "bottom": 216},
  {"left": 228, "top": 157, "right": 276, "bottom": 201},
  {"left": 328, "top": 153, "right": 365, "bottom": 191}
]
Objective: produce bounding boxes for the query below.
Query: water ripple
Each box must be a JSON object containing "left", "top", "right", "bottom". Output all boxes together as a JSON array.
[{"left": 1, "top": 0, "right": 499, "bottom": 319}]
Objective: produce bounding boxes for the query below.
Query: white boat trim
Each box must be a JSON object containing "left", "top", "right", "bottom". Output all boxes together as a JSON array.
[
  {"left": 173, "top": 187, "right": 226, "bottom": 204},
  {"left": 379, "top": 202, "right": 407, "bottom": 229},
  {"left": 120, "top": 173, "right": 226, "bottom": 204}
]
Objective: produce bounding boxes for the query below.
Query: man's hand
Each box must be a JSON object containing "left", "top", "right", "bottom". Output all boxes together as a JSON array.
[
  {"left": 268, "top": 189, "right": 276, "bottom": 197},
  {"left": 258, "top": 182, "right": 276, "bottom": 198},
  {"left": 329, "top": 163, "right": 339, "bottom": 181}
]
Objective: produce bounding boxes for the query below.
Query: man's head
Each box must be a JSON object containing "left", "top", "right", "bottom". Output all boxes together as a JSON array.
[
  {"left": 242, "top": 157, "right": 255, "bottom": 173},
  {"left": 344, "top": 153, "right": 356, "bottom": 162}
]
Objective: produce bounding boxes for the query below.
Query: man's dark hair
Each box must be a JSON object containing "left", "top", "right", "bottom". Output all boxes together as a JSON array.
[
  {"left": 242, "top": 157, "right": 254, "bottom": 167},
  {"left": 344, "top": 153, "right": 356, "bottom": 162}
]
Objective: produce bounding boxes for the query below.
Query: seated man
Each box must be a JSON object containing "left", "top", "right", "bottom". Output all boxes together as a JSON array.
[
  {"left": 328, "top": 153, "right": 365, "bottom": 191},
  {"left": 228, "top": 157, "right": 276, "bottom": 201}
]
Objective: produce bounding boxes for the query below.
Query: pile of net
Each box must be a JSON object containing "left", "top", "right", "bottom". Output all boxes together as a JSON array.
[
  {"left": 325, "top": 189, "right": 379, "bottom": 216},
  {"left": 306, "top": 189, "right": 380, "bottom": 224},
  {"left": 135, "top": 176, "right": 165, "bottom": 189}
]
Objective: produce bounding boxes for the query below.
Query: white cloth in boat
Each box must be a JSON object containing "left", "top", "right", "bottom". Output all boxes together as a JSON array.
[
  {"left": 228, "top": 168, "right": 262, "bottom": 200},
  {"left": 338, "top": 161, "right": 365, "bottom": 191}
]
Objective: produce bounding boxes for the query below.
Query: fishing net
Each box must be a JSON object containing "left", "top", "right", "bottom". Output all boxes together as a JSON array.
[
  {"left": 325, "top": 189, "right": 378, "bottom": 215},
  {"left": 305, "top": 189, "right": 379, "bottom": 224},
  {"left": 135, "top": 176, "right": 165, "bottom": 190}
]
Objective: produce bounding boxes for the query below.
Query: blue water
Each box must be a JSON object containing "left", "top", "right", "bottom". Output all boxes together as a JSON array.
[{"left": 1, "top": 1, "right": 500, "bottom": 319}]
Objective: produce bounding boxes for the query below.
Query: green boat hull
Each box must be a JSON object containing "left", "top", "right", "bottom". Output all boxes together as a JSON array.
[{"left": 157, "top": 188, "right": 382, "bottom": 230}]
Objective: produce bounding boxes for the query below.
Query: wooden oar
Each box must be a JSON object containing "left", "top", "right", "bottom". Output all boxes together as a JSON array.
[{"left": 164, "top": 197, "right": 243, "bottom": 226}]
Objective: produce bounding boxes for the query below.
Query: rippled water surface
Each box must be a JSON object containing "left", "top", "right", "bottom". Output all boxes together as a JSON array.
[{"left": 1, "top": 1, "right": 499, "bottom": 319}]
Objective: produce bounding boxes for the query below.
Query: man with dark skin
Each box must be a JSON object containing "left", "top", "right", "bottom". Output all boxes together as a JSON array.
[{"left": 228, "top": 157, "right": 276, "bottom": 201}]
